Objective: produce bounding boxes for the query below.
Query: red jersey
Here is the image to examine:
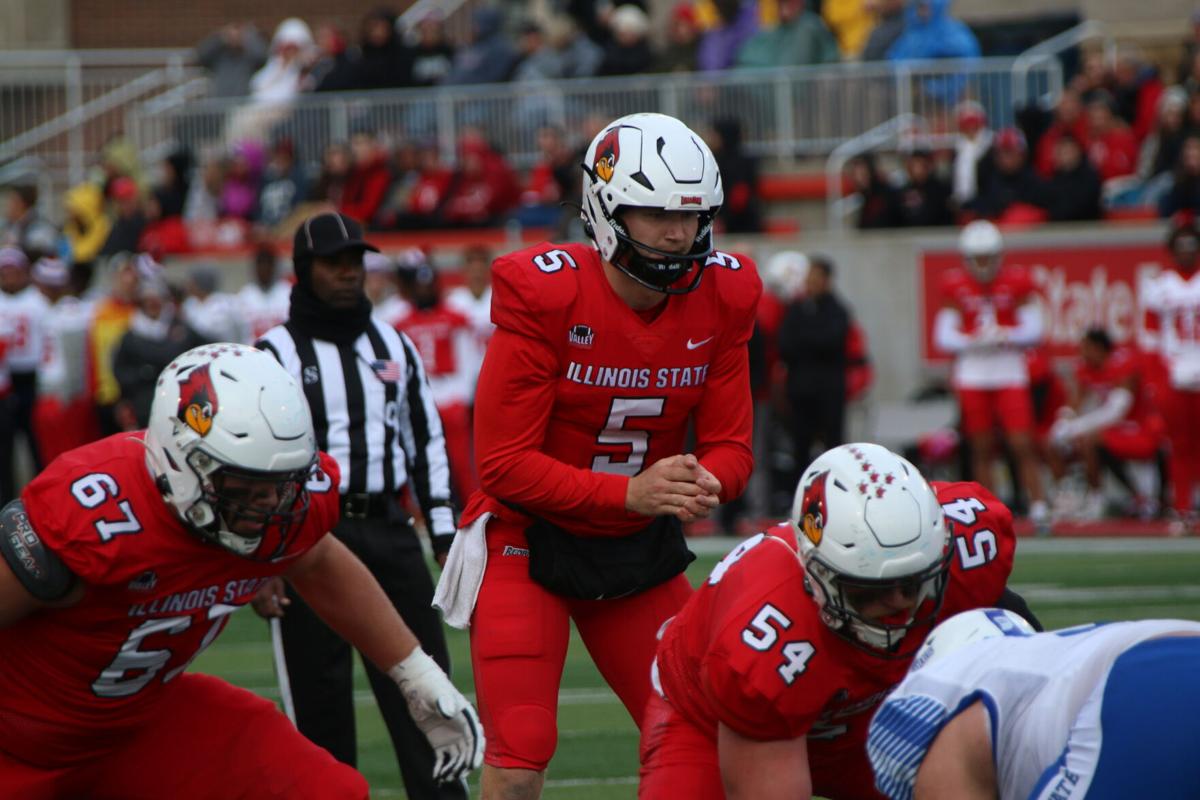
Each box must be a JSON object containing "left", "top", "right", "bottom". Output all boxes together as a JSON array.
[
  {"left": 0, "top": 433, "right": 340, "bottom": 765},
  {"left": 939, "top": 266, "right": 1036, "bottom": 334},
  {"left": 395, "top": 302, "right": 478, "bottom": 407},
  {"left": 655, "top": 481, "right": 1015, "bottom": 794},
  {"left": 1075, "top": 346, "right": 1149, "bottom": 425},
  {"left": 463, "top": 242, "right": 761, "bottom": 537}
]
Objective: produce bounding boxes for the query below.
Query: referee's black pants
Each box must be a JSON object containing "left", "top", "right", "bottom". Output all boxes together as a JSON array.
[{"left": 277, "top": 509, "right": 465, "bottom": 799}]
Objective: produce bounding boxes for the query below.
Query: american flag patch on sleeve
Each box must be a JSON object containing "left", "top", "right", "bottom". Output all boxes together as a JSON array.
[{"left": 371, "top": 360, "right": 404, "bottom": 382}]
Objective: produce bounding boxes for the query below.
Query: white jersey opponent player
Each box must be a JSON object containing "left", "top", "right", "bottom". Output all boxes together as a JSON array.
[{"left": 867, "top": 609, "right": 1200, "bottom": 800}]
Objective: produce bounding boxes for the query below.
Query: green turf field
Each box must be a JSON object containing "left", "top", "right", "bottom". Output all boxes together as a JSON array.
[{"left": 195, "top": 537, "right": 1200, "bottom": 798}]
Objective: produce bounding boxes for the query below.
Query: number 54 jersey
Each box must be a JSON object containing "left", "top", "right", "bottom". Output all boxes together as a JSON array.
[
  {"left": 654, "top": 481, "right": 1015, "bottom": 798},
  {"left": 462, "top": 242, "right": 761, "bottom": 536},
  {"left": 0, "top": 433, "right": 340, "bottom": 766}
]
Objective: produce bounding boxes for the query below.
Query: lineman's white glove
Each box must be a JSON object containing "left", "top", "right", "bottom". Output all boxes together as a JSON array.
[
  {"left": 1048, "top": 417, "right": 1076, "bottom": 450},
  {"left": 389, "top": 647, "right": 484, "bottom": 784}
]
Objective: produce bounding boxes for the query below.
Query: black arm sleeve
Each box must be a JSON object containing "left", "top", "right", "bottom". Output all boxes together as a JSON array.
[
  {"left": 0, "top": 500, "right": 77, "bottom": 602},
  {"left": 996, "top": 585, "right": 1043, "bottom": 632}
]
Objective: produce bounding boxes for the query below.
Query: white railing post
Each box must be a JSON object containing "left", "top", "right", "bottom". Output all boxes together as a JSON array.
[
  {"left": 66, "top": 55, "right": 84, "bottom": 188},
  {"left": 775, "top": 73, "right": 794, "bottom": 165}
]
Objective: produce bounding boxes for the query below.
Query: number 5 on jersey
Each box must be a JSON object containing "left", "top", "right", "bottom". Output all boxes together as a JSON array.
[{"left": 742, "top": 603, "right": 816, "bottom": 686}]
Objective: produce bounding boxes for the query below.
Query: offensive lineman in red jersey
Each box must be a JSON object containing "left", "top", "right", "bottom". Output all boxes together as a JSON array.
[
  {"left": 0, "top": 344, "right": 482, "bottom": 799},
  {"left": 432, "top": 112, "right": 760, "bottom": 799},
  {"left": 641, "top": 442, "right": 1031, "bottom": 800}
]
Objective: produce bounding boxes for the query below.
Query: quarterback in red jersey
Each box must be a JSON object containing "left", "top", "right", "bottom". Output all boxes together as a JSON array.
[
  {"left": 641, "top": 442, "right": 1029, "bottom": 800},
  {"left": 0, "top": 344, "right": 482, "bottom": 799},
  {"left": 934, "top": 220, "right": 1048, "bottom": 526},
  {"left": 432, "top": 112, "right": 760, "bottom": 800}
]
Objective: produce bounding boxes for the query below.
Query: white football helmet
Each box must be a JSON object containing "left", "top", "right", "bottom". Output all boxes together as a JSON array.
[
  {"left": 144, "top": 344, "right": 317, "bottom": 560},
  {"left": 910, "top": 608, "right": 1036, "bottom": 672},
  {"left": 958, "top": 220, "right": 1004, "bottom": 283},
  {"left": 581, "top": 112, "right": 723, "bottom": 294},
  {"left": 791, "top": 443, "right": 952, "bottom": 655},
  {"left": 763, "top": 250, "right": 810, "bottom": 301}
]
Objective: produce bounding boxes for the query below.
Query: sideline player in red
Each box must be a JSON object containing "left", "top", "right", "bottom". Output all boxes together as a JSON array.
[
  {"left": 934, "top": 220, "right": 1048, "bottom": 527},
  {"left": 0, "top": 344, "right": 482, "bottom": 799},
  {"left": 640, "top": 442, "right": 1033, "bottom": 800},
  {"left": 433, "top": 112, "right": 761, "bottom": 799}
]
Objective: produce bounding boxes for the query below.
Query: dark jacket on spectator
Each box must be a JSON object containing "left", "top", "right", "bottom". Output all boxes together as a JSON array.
[
  {"left": 967, "top": 155, "right": 1046, "bottom": 220},
  {"left": 711, "top": 119, "right": 763, "bottom": 233},
  {"left": 113, "top": 318, "right": 208, "bottom": 427},
  {"left": 445, "top": 8, "right": 519, "bottom": 85},
  {"left": 1043, "top": 160, "right": 1102, "bottom": 221},
  {"left": 897, "top": 173, "right": 954, "bottom": 227}
]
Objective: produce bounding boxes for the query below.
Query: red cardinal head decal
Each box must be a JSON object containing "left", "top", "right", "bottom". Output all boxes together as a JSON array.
[
  {"left": 177, "top": 363, "right": 219, "bottom": 437},
  {"left": 594, "top": 127, "right": 621, "bottom": 183},
  {"left": 799, "top": 470, "right": 830, "bottom": 547}
]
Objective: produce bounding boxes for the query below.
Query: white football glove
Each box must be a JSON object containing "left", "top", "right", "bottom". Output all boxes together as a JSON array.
[
  {"left": 1048, "top": 418, "right": 1076, "bottom": 450},
  {"left": 388, "top": 647, "right": 484, "bottom": 784}
]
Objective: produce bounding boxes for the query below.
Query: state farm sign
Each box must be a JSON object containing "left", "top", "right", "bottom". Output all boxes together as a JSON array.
[{"left": 920, "top": 243, "right": 1167, "bottom": 363}]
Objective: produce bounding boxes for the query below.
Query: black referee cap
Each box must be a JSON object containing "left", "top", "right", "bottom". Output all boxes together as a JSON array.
[{"left": 293, "top": 212, "right": 379, "bottom": 261}]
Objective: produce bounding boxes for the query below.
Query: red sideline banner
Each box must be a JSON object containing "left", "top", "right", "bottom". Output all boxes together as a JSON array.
[{"left": 921, "top": 243, "right": 1168, "bottom": 364}]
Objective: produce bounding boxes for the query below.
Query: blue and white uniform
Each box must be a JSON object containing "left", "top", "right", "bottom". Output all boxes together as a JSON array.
[{"left": 867, "top": 619, "right": 1200, "bottom": 800}]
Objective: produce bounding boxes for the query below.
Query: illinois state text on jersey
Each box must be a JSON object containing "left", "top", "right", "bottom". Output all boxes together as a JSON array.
[
  {"left": 462, "top": 241, "right": 761, "bottom": 537},
  {"left": 654, "top": 481, "right": 1015, "bottom": 799},
  {"left": 0, "top": 434, "right": 339, "bottom": 764}
]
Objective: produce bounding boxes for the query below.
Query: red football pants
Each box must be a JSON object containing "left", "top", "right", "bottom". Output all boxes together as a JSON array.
[
  {"left": 1162, "top": 386, "right": 1200, "bottom": 512},
  {"left": 0, "top": 673, "right": 368, "bottom": 800},
  {"left": 438, "top": 401, "right": 478, "bottom": 502},
  {"left": 956, "top": 386, "right": 1034, "bottom": 436},
  {"left": 469, "top": 516, "right": 693, "bottom": 771}
]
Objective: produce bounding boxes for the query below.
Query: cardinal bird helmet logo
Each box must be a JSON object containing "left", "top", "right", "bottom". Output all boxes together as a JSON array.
[
  {"left": 594, "top": 127, "right": 621, "bottom": 183},
  {"left": 800, "top": 470, "right": 830, "bottom": 547},
  {"left": 177, "top": 363, "right": 219, "bottom": 437}
]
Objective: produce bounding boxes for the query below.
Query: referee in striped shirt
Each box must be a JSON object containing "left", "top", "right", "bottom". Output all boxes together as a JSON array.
[{"left": 254, "top": 212, "right": 463, "bottom": 799}]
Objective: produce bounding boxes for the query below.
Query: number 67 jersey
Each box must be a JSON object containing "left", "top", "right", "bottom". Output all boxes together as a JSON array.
[
  {"left": 0, "top": 432, "right": 340, "bottom": 767},
  {"left": 460, "top": 241, "right": 761, "bottom": 535},
  {"left": 654, "top": 481, "right": 1015, "bottom": 800}
]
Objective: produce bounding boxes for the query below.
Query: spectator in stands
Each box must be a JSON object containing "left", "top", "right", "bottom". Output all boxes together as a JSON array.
[
  {"left": 1085, "top": 91, "right": 1139, "bottom": 183},
  {"left": 823, "top": 0, "right": 872, "bottom": 58},
  {"left": 512, "top": 19, "right": 563, "bottom": 82},
  {"left": 218, "top": 140, "right": 263, "bottom": 222},
  {"left": 96, "top": 135, "right": 145, "bottom": 201},
  {"left": 547, "top": 14, "right": 604, "bottom": 78},
  {"left": 351, "top": 7, "right": 410, "bottom": 91},
  {"left": 654, "top": 2, "right": 702, "bottom": 72},
  {"left": 249, "top": 18, "right": 316, "bottom": 105},
  {"left": 1033, "top": 88, "right": 1088, "bottom": 179},
  {"left": 516, "top": 125, "right": 576, "bottom": 229},
  {"left": 1043, "top": 133, "right": 1102, "bottom": 222},
  {"left": 708, "top": 118, "right": 764, "bottom": 233},
  {"left": 393, "top": 142, "right": 455, "bottom": 230},
  {"left": 257, "top": 138, "right": 308, "bottom": 231},
  {"left": 1111, "top": 47, "right": 1163, "bottom": 144},
  {"left": 237, "top": 244, "right": 292, "bottom": 343},
  {"left": 309, "top": 142, "right": 352, "bottom": 209},
  {"left": 736, "top": 0, "right": 840, "bottom": 69},
  {"left": 966, "top": 127, "right": 1047, "bottom": 225},
  {"left": 183, "top": 157, "right": 224, "bottom": 224},
  {"left": 1140, "top": 86, "right": 1189, "bottom": 183},
  {"left": 100, "top": 178, "right": 147, "bottom": 258},
  {"left": 952, "top": 100, "right": 992, "bottom": 209},
  {"left": 445, "top": 7, "right": 519, "bottom": 85},
  {"left": 598, "top": 5, "right": 656, "bottom": 76},
  {"left": 778, "top": 254, "right": 851, "bottom": 480},
  {"left": 1181, "top": 10, "right": 1200, "bottom": 85},
  {"left": 439, "top": 132, "right": 518, "bottom": 227},
  {"left": 897, "top": 146, "right": 954, "bottom": 227},
  {"left": 196, "top": 22, "right": 267, "bottom": 98},
  {"left": 62, "top": 183, "right": 110, "bottom": 271},
  {"left": 698, "top": 0, "right": 759, "bottom": 71},
  {"left": 342, "top": 133, "right": 392, "bottom": 229},
  {"left": 88, "top": 253, "right": 143, "bottom": 436},
  {"left": 887, "top": 0, "right": 980, "bottom": 107},
  {"left": 445, "top": 244, "right": 494, "bottom": 352},
  {"left": 1159, "top": 136, "right": 1200, "bottom": 218},
  {"left": 182, "top": 265, "right": 246, "bottom": 344},
  {"left": 112, "top": 274, "right": 207, "bottom": 430},
  {"left": 848, "top": 153, "right": 901, "bottom": 228},
  {"left": 1069, "top": 48, "right": 1109, "bottom": 101},
  {"left": 1047, "top": 328, "right": 1167, "bottom": 521},
  {"left": 373, "top": 141, "right": 421, "bottom": 230},
  {"left": 407, "top": 13, "right": 456, "bottom": 87},
  {"left": 2, "top": 184, "right": 60, "bottom": 261},
  {"left": 310, "top": 23, "right": 357, "bottom": 93},
  {"left": 149, "top": 149, "right": 193, "bottom": 221},
  {"left": 860, "top": 0, "right": 905, "bottom": 62}
]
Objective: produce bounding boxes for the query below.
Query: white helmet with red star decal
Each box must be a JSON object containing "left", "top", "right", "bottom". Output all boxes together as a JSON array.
[
  {"left": 144, "top": 343, "right": 317, "bottom": 560},
  {"left": 791, "top": 442, "right": 951, "bottom": 655}
]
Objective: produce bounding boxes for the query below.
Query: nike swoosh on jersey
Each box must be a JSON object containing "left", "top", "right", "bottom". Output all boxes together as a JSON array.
[{"left": 686, "top": 336, "right": 714, "bottom": 350}]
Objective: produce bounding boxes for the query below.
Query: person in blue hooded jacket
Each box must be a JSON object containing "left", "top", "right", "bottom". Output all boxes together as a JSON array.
[{"left": 886, "top": 0, "right": 980, "bottom": 105}]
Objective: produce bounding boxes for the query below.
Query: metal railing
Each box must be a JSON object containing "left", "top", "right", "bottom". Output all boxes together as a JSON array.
[
  {"left": 128, "top": 56, "right": 1060, "bottom": 171},
  {"left": 1011, "top": 20, "right": 1110, "bottom": 109}
]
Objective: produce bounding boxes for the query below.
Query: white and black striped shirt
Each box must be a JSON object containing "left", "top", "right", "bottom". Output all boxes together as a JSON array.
[{"left": 257, "top": 317, "right": 456, "bottom": 539}]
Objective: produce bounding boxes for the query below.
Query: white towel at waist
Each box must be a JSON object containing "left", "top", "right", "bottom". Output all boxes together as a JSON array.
[{"left": 432, "top": 512, "right": 490, "bottom": 629}]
